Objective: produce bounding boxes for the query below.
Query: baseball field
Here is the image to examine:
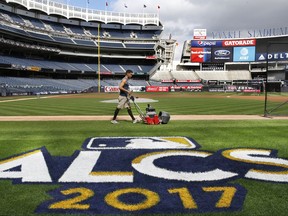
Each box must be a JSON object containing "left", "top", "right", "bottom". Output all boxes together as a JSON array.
[{"left": 0, "top": 92, "right": 287, "bottom": 216}]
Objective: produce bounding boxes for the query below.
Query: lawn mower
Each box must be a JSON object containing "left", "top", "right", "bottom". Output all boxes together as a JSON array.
[{"left": 129, "top": 96, "right": 170, "bottom": 125}]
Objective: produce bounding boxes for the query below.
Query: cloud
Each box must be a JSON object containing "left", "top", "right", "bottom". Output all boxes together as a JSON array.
[
  {"left": 66, "top": 0, "right": 288, "bottom": 61},
  {"left": 108, "top": 0, "right": 288, "bottom": 61}
]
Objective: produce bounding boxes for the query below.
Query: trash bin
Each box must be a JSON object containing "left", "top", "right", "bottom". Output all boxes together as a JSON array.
[{"left": 159, "top": 111, "right": 170, "bottom": 124}]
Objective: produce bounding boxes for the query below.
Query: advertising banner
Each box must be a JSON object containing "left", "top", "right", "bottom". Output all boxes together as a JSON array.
[
  {"left": 193, "top": 29, "right": 207, "bottom": 39},
  {"left": 211, "top": 47, "right": 233, "bottom": 62},
  {"left": 104, "top": 86, "right": 145, "bottom": 93},
  {"left": 256, "top": 52, "right": 288, "bottom": 61},
  {"left": 233, "top": 47, "right": 256, "bottom": 62},
  {"left": 191, "top": 48, "right": 211, "bottom": 62},
  {"left": 191, "top": 40, "right": 223, "bottom": 47},
  {"left": 243, "top": 89, "right": 261, "bottom": 93},
  {"left": 222, "top": 39, "right": 256, "bottom": 47},
  {"left": 27, "top": 66, "right": 41, "bottom": 71},
  {"left": 146, "top": 86, "right": 169, "bottom": 92},
  {"left": 171, "top": 86, "right": 203, "bottom": 92},
  {"left": 104, "top": 86, "right": 119, "bottom": 93},
  {"left": 161, "top": 80, "right": 202, "bottom": 83}
]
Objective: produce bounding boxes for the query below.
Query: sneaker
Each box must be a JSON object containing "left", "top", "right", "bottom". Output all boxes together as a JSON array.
[
  {"left": 132, "top": 119, "right": 139, "bottom": 124},
  {"left": 111, "top": 120, "right": 119, "bottom": 124}
]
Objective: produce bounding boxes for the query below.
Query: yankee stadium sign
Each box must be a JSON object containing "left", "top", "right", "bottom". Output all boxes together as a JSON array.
[
  {"left": 211, "top": 27, "right": 288, "bottom": 39},
  {"left": 0, "top": 137, "right": 287, "bottom": 214}
]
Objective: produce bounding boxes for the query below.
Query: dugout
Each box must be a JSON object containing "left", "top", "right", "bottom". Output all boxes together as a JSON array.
[{"left": 266, "top": 81, "right": 282, "bottom": 92}]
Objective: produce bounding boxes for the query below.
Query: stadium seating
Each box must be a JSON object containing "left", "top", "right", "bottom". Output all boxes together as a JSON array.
[
  {"left": 150, "top": 70, "right": 173, "bottom": 81},
  {"left": 0, "top": 0, "right": 167, "bottom": 95},
  {"left": 171, "top": 71, "right": 200, "bottom": 80}
]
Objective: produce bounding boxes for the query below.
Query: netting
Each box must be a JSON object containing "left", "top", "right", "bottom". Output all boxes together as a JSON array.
[{"left": 265, "top": 92, "right": 288, "bottom": 116}]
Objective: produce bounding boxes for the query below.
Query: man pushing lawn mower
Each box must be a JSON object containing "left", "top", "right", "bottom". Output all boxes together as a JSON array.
[
  {"left": 111, "top": 70, "right": 139, "bottom": 124},
  {"left": 111, "top": 69, "right": 170, "bottom": 125}
]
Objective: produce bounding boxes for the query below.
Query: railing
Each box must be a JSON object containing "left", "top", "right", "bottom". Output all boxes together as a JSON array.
[{"left": 5, "top": 0, "right": 160, "bottom": 25}]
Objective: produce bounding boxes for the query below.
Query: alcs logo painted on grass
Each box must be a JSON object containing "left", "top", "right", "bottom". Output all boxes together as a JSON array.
[{"left": 0, "top": 137, "right": 287, "bottom": 214}]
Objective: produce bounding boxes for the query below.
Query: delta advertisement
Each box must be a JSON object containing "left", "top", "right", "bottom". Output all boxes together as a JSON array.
[
  {"left": 191, "top": 39, "right": 257, "bottom": 63},
  {"left": 256, "top": 52, "right": 288, "bottom": 61}
]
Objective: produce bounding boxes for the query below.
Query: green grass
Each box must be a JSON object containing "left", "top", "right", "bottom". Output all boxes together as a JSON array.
[
  {"left": 0, "top": 92, "right": 270, "bottom": 115},
  {"left": 0, "top": 92, "right": 287, "bottom": 216},
  {"left": 265, "top": 92, "right": 288, "bottom": 116},
  {"left": 0, "top": 92, "right": 285, "bottom": 116}
]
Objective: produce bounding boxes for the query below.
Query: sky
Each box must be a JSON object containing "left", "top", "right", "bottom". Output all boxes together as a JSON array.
[{"left": 56, "top": 0, "right": 288, "bottom": 61}]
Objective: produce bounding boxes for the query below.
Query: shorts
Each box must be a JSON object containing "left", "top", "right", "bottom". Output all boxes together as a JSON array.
[{"left": 117, "top": 95, "right": 131, "bottom": 109}]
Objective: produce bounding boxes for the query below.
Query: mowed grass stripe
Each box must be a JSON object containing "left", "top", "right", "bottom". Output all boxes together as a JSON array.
[
  {"left": 0, "top": 120, "right": 287, "bottom": 156},
  {"left": 154, "top": 98, "right": 265, "bottom": 115},
  {"left": 0, "top": 98, "right": 114, "bottom": 116},
  {"left": 0, "top": 92, "right": 284, "bottom": 116}
]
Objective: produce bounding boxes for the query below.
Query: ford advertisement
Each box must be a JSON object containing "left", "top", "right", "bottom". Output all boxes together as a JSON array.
[{"left": 212, "top": 47, "right": 233, "bottom": 62}]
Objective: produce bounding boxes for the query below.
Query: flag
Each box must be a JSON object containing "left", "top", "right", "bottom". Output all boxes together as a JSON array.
[
  {"left": 106, "top": 2, "right": 108, "bottom": 7},
  {"left": 158, "top": 5, "right": 160, "bottom": 9},
  {"left": 144, "top": 4, "right": 147, "bottom": 8},
  {"left": 87, "top": 0, "right": 89, "bottom": 4},
  {"left": 124, "top": 4, "right": 127, "bottom": 8}
]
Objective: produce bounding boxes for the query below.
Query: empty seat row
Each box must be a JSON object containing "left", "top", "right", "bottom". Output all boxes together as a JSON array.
[
  {"left": 151, "top": 70, "right": 252, "bottom": 81},
  {"left": 0, "top": 55, "right": 155, "bottom": 74}
]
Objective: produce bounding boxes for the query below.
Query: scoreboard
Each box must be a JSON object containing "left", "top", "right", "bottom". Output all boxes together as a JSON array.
[
  {"left": 190, "top": 37, "right": 288, "bottom": 63},
  {"left": 190, "top": 39, "right": 256, "bottom": 63}
]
